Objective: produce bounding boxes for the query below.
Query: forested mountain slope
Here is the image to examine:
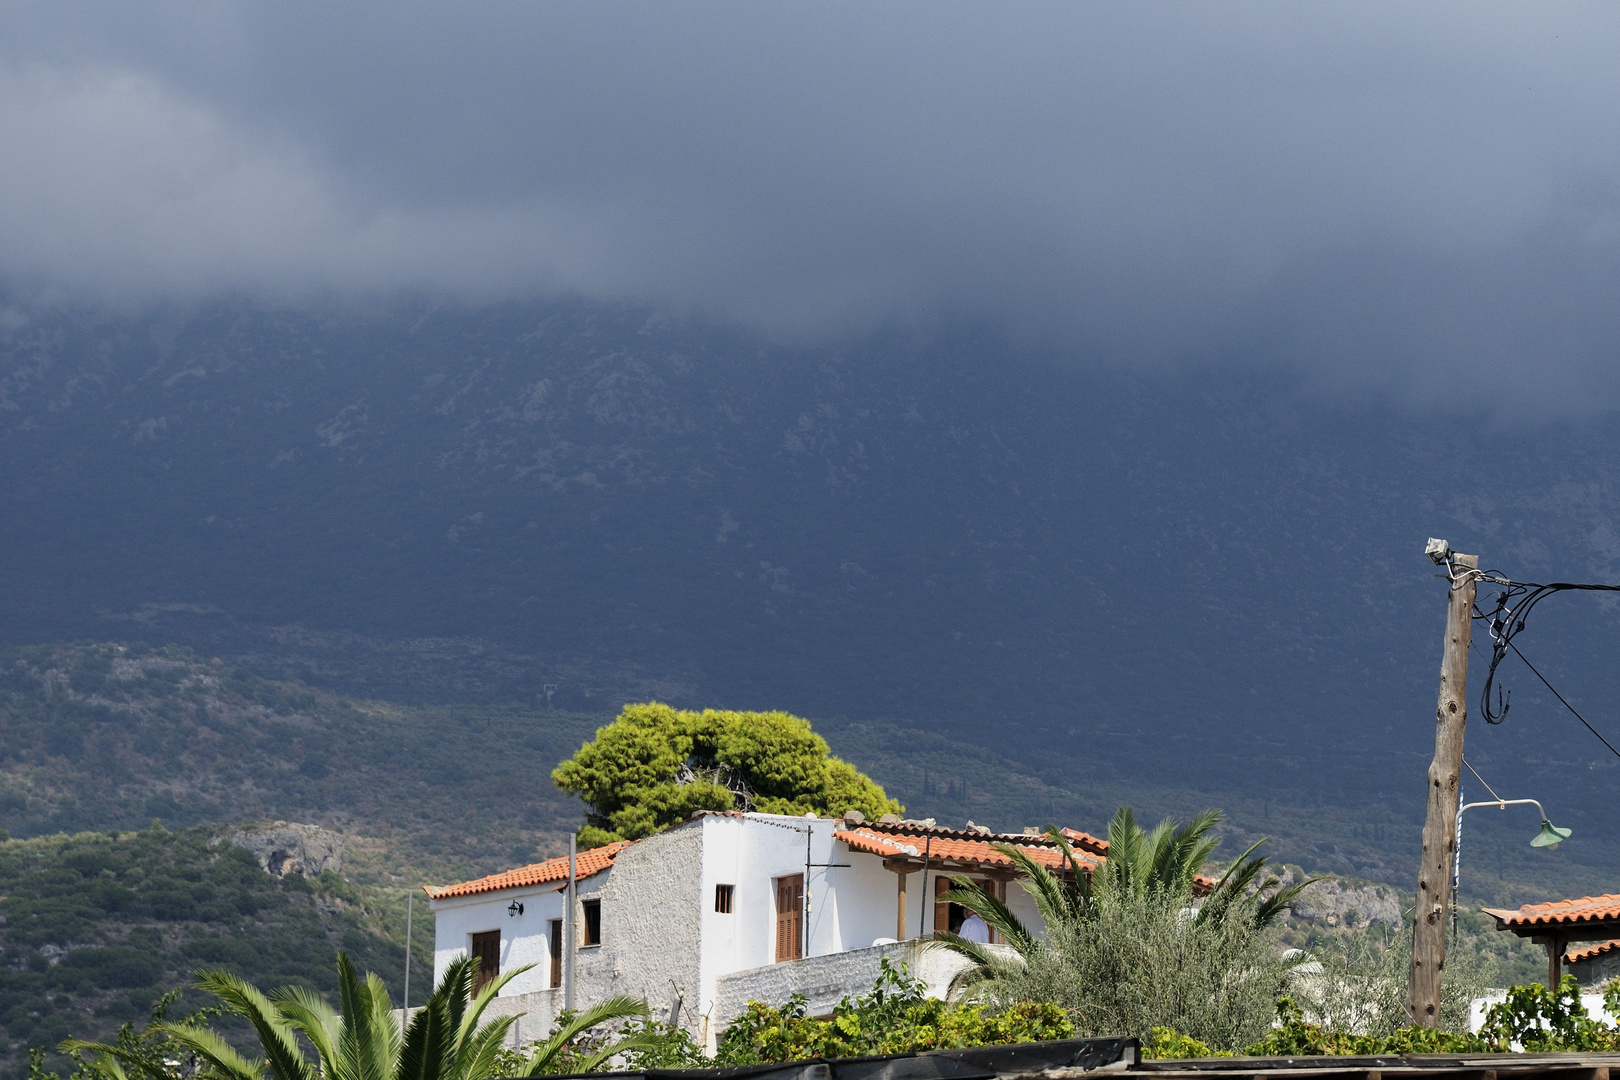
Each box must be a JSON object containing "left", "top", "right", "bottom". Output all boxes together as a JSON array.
[
  {"left": 1, "top": 301, "right": 1618, "bottom": 905},
  {"left": 0, "top": 643, "right": 597, "bottom": 879},
  {"left": 0, "top": 642, "right": 1608, "bottom": 904},
  {"left": 0, "top": 825, "right": 420, "bottom": 1080}
]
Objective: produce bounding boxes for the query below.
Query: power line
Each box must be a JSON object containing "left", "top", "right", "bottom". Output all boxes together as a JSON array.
[
  {"left": 1459, "top": 559, "right": 1620, "bottom": 723},
  {"left": 1504, "top": 638, "right": 1620, "bottom": 764},
  {"left": 1440, "top": 554, "right": 1620, "bottom": 761}
]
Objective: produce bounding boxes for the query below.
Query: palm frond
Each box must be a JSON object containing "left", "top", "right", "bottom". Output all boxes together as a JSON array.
[
  {"left": 152, "top": 1023, "right": 270, "bottom": 1080},
  {"left": 1041, "top": 826, "right": 1096, "bottom": 909},
  {"left": 452, "top": 1015, "right": 517, "bottom": 1080},
  {"left": 1196, "top": 839, "right": 1271, "bottom": 926},
  {"left": 1148, "top": 809, "right": 1221, "bottom": 899},
  {"left": 995, "top": 838, "right": 1089, "bottom": 931},
  {"left": 933, "top": 931, "right": 1030, "bottom": 1004},
  {"left": 1252, "top": 876, "right": 1320, "bottom": 929},
  {"left": 59, "top": 1044, "right": 154, "bottom": 1080},
  {"left": 518, "top": 997, "right": 647, "bottom": 1077},
  {"left": 938, "top": 876, "right": 1039, "bottom": 956},
  {"left": 397, "top": 998, "right": 454, "bottom": 1080},
  {"left": 566, "top": 1030, "right": 669, "bottom": 1075},
  {"left": 269, "top": 986, "right": 341, "bottom": 1073},
  {"left": 434, "top": 957, "right": 478, "bottom": 1038},
  {"left": 1103, "top": 806, "right": 1154, "bottom": 894},
  {"left": 519, "top": 996, "right": 648, "bottom": 1077},
  {"left": 191, "top": 970, "right": 314, "bottom": 1080},
  {"left": 453, "top": 962, "right": 532, "bottom": 1053}
]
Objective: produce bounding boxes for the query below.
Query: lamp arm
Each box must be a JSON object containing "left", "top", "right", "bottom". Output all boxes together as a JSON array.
[{"left": 1458, "top": 797, "right": 1548, "bottom": 818}]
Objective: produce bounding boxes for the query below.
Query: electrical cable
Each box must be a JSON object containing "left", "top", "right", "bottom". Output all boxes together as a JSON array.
[
  {"left": 1459, "top": 556, "right": 1620, "bottom": 724},
  {"left": 1503, "top": 638, "right": 1620, "bottom": 763},
  {"left": 1433, "top": 553, "right": 1620, "bottom": 761}
]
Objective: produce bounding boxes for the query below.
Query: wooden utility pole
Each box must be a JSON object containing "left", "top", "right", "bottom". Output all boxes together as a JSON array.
[{"left": 1407, "top": 543, "right": 1478, "bottom": 1026}]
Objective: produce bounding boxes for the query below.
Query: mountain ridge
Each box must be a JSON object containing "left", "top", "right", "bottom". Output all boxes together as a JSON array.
[{"left": 3, "top": 299, "right": 1619, "bottom": 906}]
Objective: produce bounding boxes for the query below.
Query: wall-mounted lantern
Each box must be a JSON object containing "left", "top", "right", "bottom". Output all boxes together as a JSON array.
[{"left": 508, "top": 901, "right": 524, "bottom": 917}]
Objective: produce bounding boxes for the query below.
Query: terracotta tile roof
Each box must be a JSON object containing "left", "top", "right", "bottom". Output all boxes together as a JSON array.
[
  {"left": 1484, "top": 894, "right": 1620, "bottom": 931},
  {"left": 423, "top": 841, "right": 631, "bottom": 900},
  {"left": 1062, "top": 828, "right": 1109, "bottom": 856},
  {"left": 834, "top": 823, "right": 1101, "bottom": 875},
  {"left": 835, "top": 820, "right": 1223, "bottom": 892},
  {"left": 1567, "top": 938, "right": 1620, "bottom": 964}
]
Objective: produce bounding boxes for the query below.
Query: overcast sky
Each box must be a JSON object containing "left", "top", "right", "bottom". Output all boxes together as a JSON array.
[{"left": 4, "top": 3, "right": 1620, "bottom": 400}]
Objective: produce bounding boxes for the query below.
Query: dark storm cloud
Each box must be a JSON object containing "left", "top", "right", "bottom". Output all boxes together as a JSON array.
[{"left": 3, "top": 3, "right": 1620, "bottom": 398}]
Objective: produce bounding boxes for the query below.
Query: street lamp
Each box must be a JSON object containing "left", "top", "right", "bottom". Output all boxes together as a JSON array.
[
  {"left": 1460, "top": 797, "right": 1571, "bottom": 850},
  {"left": 1451, "top": 761, "right": 1570, "bottom": 939}
]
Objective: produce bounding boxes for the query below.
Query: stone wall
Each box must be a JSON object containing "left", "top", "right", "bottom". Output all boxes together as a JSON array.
[
  {"left": 711, "top": 940, "right": 980, "bottom": 1030},
  {"left": 1571, "top": 948, "right": 1620, "bottom": 988}
]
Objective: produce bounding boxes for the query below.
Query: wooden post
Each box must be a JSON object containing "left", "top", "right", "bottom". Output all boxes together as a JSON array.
[
  {"left": 896, "top": 870, "right": 910, "bottom": 940},
  {"left": 1407, "top": 549, "right": 1478, "bottom": 1026},
  {"left": 564, "top": 833, "right": 576, "bottom": 1012},
  {"left": 1548, "top": 936, "right": 1565, "bottom": 990}
]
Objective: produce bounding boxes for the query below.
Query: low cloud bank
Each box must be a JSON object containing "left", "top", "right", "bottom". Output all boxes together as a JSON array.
[{"left": 3, "top": 4, "right": 1620, "bottom": 404}]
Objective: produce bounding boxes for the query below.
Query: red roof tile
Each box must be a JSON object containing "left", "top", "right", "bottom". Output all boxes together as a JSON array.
[
  {"left": 1568, "top": 938, "right": 1620, "bottom": 964},
  {"left": 834, "top": 824, "right": 1101, "bottom": 875},
  {"left": 424, "top": 841, "right": 631, "bottom": 900},
  {"left": 1484, "top": 894, "right": 1620, "bottom": 930},
  {"left": 1061, "top": 828, "right": 1109, "bottom": 856},
  {"left": 836, "top": 821, "right": 1223, "bottom": 892}
]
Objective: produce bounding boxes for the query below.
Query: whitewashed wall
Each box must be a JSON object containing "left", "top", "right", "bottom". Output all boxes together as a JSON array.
[
  {"left": 428, "top": 814, "right": 1060, "bottom": 1048},
  {"left": 430, "top": 876, "right": 568, "bottom": 997}
]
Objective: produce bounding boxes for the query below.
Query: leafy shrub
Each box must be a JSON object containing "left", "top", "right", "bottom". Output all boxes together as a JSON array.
[
  {"left": 614, "top": 1019, "right": 711, "bottom": 1070},
  {"left": 715, "top": 959, "right": 1072, "bottom": 1065},
  {"left": 1142, "top": 1027, "right": 1227, "bottom": 1059},
  {"left": 1475, "top": 976, "right": 1620, "bottom": 1052},
  {"left": 1147, "top": 979, "right": 1620, "bottom": 1059},
  {"left": 57, "top": 948, "right": 162, "bottom": 990},
  {"left": 1286, "top": 926, "right": 1485, "bottom": 1037}
]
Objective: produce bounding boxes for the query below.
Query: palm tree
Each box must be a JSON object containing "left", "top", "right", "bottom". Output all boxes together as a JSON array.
[
  {"left": 69, "top": 952, "right": 652, "bottom": 1080},
  {"left": 510, "top": 997, "right": 664, "bottom": 1076},
  {"left": 930, "top": 806, "right": 1315, "bottom": 1048}
]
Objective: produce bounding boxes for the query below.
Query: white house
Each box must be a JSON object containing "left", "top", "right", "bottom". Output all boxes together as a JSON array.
[{"left": 423, "top": 812, "right": 1107, "bottom": 1048}]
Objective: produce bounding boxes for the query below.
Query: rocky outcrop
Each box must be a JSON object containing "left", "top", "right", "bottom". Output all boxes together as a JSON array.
[
  {"left": 1277, "top": 868, "right": 1404, "bottom": 929},
  {"left": 226, "top": 822, "right": 344, "bottom": 878}
]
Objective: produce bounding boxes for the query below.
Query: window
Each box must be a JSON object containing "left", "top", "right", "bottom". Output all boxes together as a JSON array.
[
  {"left": 774, "top": 874, "right": 803, "bottom": 962},
  {"left": 581, "top": 898, "right": 602, "bottom": 946},
  {"left": 715, "top": 884, "right": 735, "bottom": 914},
  {"left": 470, "top": 930, "right": 500, "bottom": 994},
  {"left": 549, "top": 919, "right": 562, "bottom": 988}
]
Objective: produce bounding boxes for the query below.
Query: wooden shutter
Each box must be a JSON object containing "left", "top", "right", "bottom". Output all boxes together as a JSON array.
[
  {"left": 549, "top": 920, "right": 562, "bottom": 988},
  {"left": 934, "top": 875, "right": 953, "bottom": 938},
  {"left": 470, "top": 931, "right": 500, "bottom": 994},
  {"left": 775, "top": 874, "right": 803, "bottom": 962}
]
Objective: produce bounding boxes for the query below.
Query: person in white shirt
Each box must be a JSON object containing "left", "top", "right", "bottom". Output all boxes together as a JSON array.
[{"left": 959, "top": 913, "right": 991, "bottom": 943}]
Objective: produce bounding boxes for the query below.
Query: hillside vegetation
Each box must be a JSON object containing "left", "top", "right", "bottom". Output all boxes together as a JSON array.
[
  {"left": 5, "top": 301, "right": 1620, "bottom": 917},
  {"left": 0, "top": 642, "right": 606, "bottom": 883},
  {"left": 0, "top": 641, "right": 1605, "bottom": 904},
  {"left": 0, "top": 825, "right": 424, "bottom": 1080}
]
